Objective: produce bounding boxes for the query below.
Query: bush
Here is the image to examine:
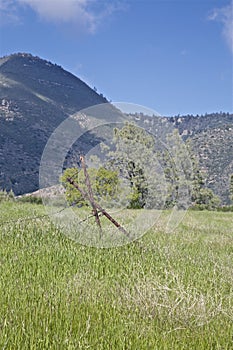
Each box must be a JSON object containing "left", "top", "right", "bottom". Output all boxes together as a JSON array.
[
  {"left": 61, "top": 167, "right": 119, "bottom": 207},
  {"left": 217, "top": 205, "right": 233, "bottom": 212},
  {"left": 0, "top": 189, "right": 15, "bottom": 203},
  {"left": 191, "top": 188, "right": 221, "bottom": 210},
  {"left": 17, "top": 196, "right": 43, "bottom": 205}
]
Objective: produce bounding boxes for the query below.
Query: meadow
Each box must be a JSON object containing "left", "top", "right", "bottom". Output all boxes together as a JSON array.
[{"left": 0, "top": 201, "right": 232, "bottom": 349}]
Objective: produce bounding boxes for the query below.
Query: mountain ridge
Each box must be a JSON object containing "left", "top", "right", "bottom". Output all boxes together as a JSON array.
[
  {"left": 0, "top": 53, "right": 232, "bottom": 203},
  {"left": 0, "top": 52, "right": 109, "bottom": 195}
]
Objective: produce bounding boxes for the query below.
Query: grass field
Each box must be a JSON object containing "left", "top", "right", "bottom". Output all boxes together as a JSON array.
[{"left": 0, "top": 201, "right": 232, "bottom": 349}]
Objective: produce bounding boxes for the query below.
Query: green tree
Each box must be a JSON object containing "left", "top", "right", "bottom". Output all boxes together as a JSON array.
[
  {"left": 0, "top": 189, "right": 15, "bottom": 203},
  {"left": 186, "top": 142, "right": 206, "bottom": 204},
  {"left": 61, "top": 168, "right": 84, "bottom": 206},
  {"left": 192, "top": 188, "right": 221, "bottom": 210},
  {"left": 186, "top": 141, "right": 221, "bottom": 210},
  {"left": 103, "top": 122, "right": 167, "bottom": 209},
  {"left": 157, "top": 130, "right": 193, "bottom": 209},
  {"left": 157, "top": 131, "right": 221, "bottom": 210},
  {"left": 61, "top": 166, "right": 119, "bottom": 207},
  {"left": 95, "top": 166, "right": 119, "bottom": 200}
]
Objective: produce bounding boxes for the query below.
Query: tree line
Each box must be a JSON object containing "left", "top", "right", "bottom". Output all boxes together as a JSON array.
[
  {"left": 1, "top": 122, "right": 232, "bottom": 211},
  {"left": 61, "top": 123, "right": 232, "bottom": 211}
]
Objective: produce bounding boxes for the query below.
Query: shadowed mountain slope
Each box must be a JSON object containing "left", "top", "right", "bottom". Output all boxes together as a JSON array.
[{"left": 0, "top": 53, "right": 110, "bottom": 195}]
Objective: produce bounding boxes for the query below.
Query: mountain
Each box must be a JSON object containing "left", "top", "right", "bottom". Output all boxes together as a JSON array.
[
  {"left": 168, "top": 113, "right": 233, "bottom": 204},
  {"left": 180, "top": 114, "right": 233, "bottom": 203},
  {"left": 0, "top": 53, "right": 232, "bottom": 204},
  {"left": 0, "top": 53, "right": 110, "bottom": 195},
  {"left": 130, "top": 112, "right": 233, "bottom": 204}
]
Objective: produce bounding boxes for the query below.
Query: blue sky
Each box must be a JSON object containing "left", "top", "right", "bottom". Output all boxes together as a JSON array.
[{"left": 0, "top": 0, "right": 232, "bottom": 116}]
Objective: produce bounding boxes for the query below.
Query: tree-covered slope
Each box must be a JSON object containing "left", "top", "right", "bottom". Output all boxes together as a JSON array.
[
  {"left": 130, "top": 112, "right": 233, "bottom": 204},
  {"left": 0, "top": 53, "right": 109, "bottom": 195}
]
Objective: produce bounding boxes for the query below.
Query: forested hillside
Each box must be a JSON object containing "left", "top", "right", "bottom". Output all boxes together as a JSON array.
[{"left": 0, "top": 53, "right": 232, "bottom": 204}]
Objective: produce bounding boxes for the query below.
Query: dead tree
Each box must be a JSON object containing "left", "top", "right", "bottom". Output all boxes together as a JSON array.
[
  {"left": 80, "top": 155, "right": 102, "bottom": 233},
  {"left": 67, "top": 156, "right": 130, "bottom": 238}
]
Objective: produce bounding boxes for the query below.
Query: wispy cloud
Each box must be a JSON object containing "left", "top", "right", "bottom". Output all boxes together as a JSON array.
[
  {"left": 19, "top": 0, "right": 97, "bottom": 33},
  {"left": 0, "top": 0, "right": 21, "bottom": 25},
  {"left": 208, "top": 0, "right": 233, "bottom": 54},
  {"left": 0, "top": 0, "right": 124, "bottom": 34}
]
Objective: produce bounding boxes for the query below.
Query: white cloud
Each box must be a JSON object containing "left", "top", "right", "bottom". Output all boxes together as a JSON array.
[
  {"left": 208, "top": 0, "right": 233, "bottom": 54},
  {"left": 0, "top": 0, "right": 124, "bottom": 33},
  {"left": 19, "top": 0, "right": 96, "bottom": 32}
]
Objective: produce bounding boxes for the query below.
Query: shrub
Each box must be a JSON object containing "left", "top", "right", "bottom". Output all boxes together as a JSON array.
[
  {"left": 0, "top": 189, "right": 15, "bottom": 202},
  {"left": 17, "top": 196, "right": 43, "bottom": 205}
]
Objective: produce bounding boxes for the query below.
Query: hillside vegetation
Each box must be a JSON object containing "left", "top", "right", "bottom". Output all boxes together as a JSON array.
[
  {"left": 130, "top": 112, "right": 233, "bottom": 204},
  {"left": 0, "top": 53, "right": 232, "bottom": 205}
]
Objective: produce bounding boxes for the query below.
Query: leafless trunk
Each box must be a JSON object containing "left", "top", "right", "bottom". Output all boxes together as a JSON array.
[
  {"left": 66, "top": 176, "right": 130, "bottom": 238},
  {"left": 80, "top": 155, "right": 102, "bottom": 233}
]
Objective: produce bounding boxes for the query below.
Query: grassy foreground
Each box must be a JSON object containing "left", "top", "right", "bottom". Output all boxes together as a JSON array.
[{"left": 0, "top": 202, "right": 232, "bottom": 349}]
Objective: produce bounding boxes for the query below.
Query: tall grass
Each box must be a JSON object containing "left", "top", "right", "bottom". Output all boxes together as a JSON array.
[{"left": 0, "top": 202, "right": 232, "bottom": 349}]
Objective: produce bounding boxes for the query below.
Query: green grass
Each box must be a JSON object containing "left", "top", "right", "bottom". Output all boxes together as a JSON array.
[{"left": 0, "top": 201, "right": 232, "bottom": 349}]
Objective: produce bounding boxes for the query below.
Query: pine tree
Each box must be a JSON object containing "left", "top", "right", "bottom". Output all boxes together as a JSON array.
[
  {"left": 104, "top": 122, "right": 167, "bottom": 209},
  {"left": 157, "top": 130, "right": 193, "bottom": 209},
  {"left": 186, "top": 140, "right": 221, "bottom": 209}
]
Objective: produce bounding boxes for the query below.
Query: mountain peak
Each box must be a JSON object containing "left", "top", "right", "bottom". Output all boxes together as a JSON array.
[
  {"left": 0, "top": 52, "right": 109, "bottom": 195},
  {"left": 0, "top": 52, "right": 72, "bottom": 77},
  {"left": 0, "top": 52, "right": 108, "bottom": 112},
  {"left": 2, "top": 52, "right": 57, "bottom": 64}
]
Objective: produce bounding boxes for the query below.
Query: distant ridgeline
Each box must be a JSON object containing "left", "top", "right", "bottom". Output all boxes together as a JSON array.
[
  {"left": 129, "top": 112, "right": 233, "bottom": 205},
  {"left": 0, "top": 53, "right": 232, "bottom": 204}
]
